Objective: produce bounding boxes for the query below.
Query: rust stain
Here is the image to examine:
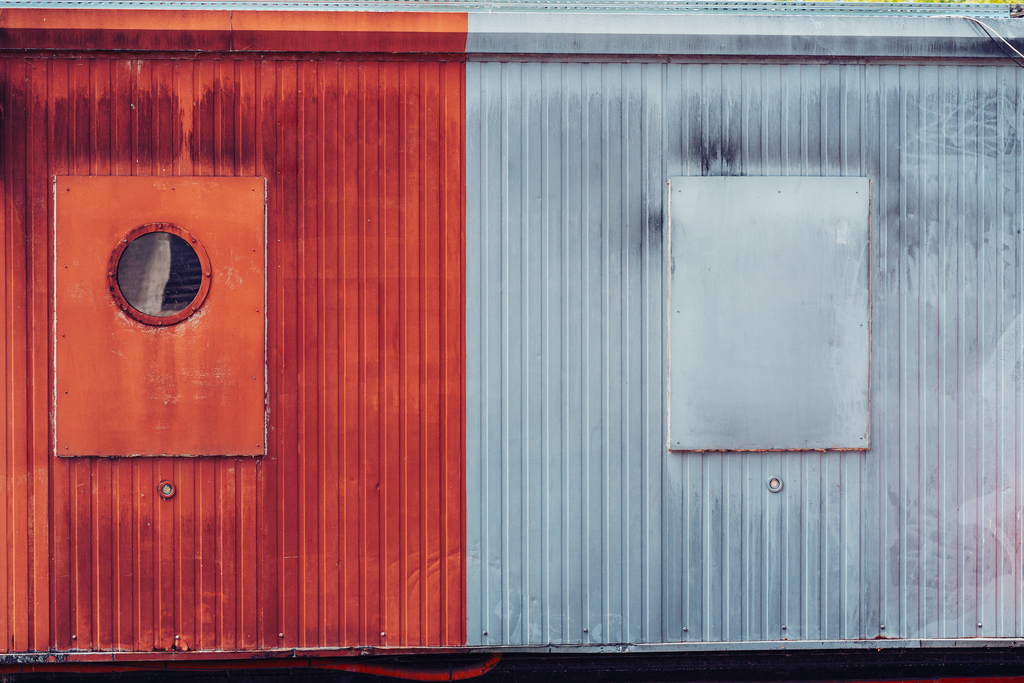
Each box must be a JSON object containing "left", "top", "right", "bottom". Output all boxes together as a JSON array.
[{"left": 1, "top": 54, "right": 466, "bottom": 654}]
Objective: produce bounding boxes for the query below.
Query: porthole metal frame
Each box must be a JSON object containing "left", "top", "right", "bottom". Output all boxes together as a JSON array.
[{"left": 108, "top": 222, "right": 211, "bottom": 326}]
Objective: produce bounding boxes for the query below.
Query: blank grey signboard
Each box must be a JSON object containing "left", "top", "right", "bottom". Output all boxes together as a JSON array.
[{"left": 668, "top": 176, "right": 870, "bottom": 451}]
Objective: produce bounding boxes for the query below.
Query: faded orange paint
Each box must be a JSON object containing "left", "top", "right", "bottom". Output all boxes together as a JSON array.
[
  {"left": 55, "top": 176, "right": 266, "bottom": 457},
  {"left": 0, "top": 51, "right": 466, "bottom": 653},
  {"left": 0, "top": 9, "right": 469, "bottom": 52}
]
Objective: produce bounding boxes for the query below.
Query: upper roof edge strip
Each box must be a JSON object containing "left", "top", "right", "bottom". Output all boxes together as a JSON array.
[
  {"left": 0, "top": 0, "right": 1014, "bottom": 16},
  {"left": 0, "top": 0, "right": 1020, "bottom": 58}
]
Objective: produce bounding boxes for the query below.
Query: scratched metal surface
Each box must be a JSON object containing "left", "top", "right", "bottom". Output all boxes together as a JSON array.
[
  {"left": 466, "top": 62, "right": 1024, "bottom": 645},
  {"left": 464, "top": 13, "right": 1024, "bottom": 58},
  {"left": 668, "top": 176, "right": 870, "bottom": 452}
]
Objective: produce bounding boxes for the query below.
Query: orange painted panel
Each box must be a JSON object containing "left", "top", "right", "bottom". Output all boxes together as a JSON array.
[
  {"left": 54, "top": 176, "right": 266, "bottom": 456},
  {"left": 2, "top": 55, "right": 465, "bottom": 653}
]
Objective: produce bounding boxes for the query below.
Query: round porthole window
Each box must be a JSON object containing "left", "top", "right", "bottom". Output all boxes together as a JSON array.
[{"left": 108, "top": 223, "right": 211, "bottom": 326}]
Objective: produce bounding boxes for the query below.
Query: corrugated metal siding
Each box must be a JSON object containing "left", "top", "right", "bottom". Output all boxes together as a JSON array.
[
  {"left": 465, "top": 62, "right": 1024, "bottom": 645},
  {"left": 0, "top": 56, "right": 465, "bottom": 652}
]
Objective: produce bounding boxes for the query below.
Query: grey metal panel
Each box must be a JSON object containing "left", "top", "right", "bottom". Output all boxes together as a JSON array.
[
  {"left": 466, "top": 62, "right": 1024, "bottom": 646},
  {"left": 466, "top": 14, "right": 1024, "bottom": 59},
  {"left": 667, "top": 176, "right": 870, "bottom": 451}
]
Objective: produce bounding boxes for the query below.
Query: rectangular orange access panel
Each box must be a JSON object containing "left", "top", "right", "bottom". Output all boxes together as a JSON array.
[{"left": 54, "top": 176, "right": 266, "bottom": 456}]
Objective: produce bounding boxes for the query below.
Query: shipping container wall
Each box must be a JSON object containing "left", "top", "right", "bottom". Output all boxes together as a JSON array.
[
  {"left": 466, "top": 62, "right": 1024, "bottom": 645},
  {"left": 0, "top": 56, "right": 466, "bottom": 652}
]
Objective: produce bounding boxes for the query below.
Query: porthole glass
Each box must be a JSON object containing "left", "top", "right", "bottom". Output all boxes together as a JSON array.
[{"left": 109, "top": 223, "right": 211, "bottom": 326}]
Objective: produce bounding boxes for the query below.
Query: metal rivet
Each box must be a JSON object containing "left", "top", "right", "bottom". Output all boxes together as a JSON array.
[
  {"left": 205, "top": 272, "right": 211, "bottom": 277},
  {"left": 782, "top": 625, "right": 786, "bottom": 630},
  {"left": 191, "top": 238, "right": 196, "bottom": 243},
  {"left": 768, "top": 477, "right": 784, "bottom": 493},
  {"left": 683, "top": 627, "right": 688, "bottom": 632},
  {"left": 71, "top": 635, "right": 76, "bottom": 639},
  {"left": 381, "top": 632, "right": 386, "bottom": 637},
  {"left": 278, "top": 632, "right": 284, "bottom": 638},
  {"left": 978, "top": 622, "right": 983, "bottom": 628},
  {"left": 583, "top": 628, "right": 588, "bottom": 633},
  {"left": 880, "top": 624, "right": 885, "bottom": 629},
  {"left": 482, "top": 631, "right": 487, "bottom": 636},
  {"left": 175, "top": 635, "right": 180, "bottom": 639}
]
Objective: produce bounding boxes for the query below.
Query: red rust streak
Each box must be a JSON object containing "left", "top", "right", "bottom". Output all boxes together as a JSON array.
[{"left": 1, "top": 54, "right": 466, "bottom": 652}]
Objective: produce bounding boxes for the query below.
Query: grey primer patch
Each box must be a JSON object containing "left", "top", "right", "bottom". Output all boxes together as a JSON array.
[{"left": 668, "top": 176, "right": 869, "bottom": 451}]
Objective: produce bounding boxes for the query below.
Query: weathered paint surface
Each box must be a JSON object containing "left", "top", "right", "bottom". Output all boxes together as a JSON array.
[
  {"left": 466, "top": 61, "right": 1024, "bottom": 645},
  {"left": 0, "top": 55, "right": 465, "bottom": 651},
  {"left": 0, "top": 9, "right": 469, "bottom": 53},
  {"left": 55, "top": 176, "right": 266, "bottom": 457}
]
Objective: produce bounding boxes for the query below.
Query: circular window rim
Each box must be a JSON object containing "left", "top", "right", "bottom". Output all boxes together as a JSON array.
[{"left": 108, "top": 222, "right": 212, "bottom": 327}]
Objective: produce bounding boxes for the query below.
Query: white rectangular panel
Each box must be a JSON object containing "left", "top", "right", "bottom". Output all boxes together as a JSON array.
[{"left": 668, "top": 176, "right": 870, "bottom": 451}]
